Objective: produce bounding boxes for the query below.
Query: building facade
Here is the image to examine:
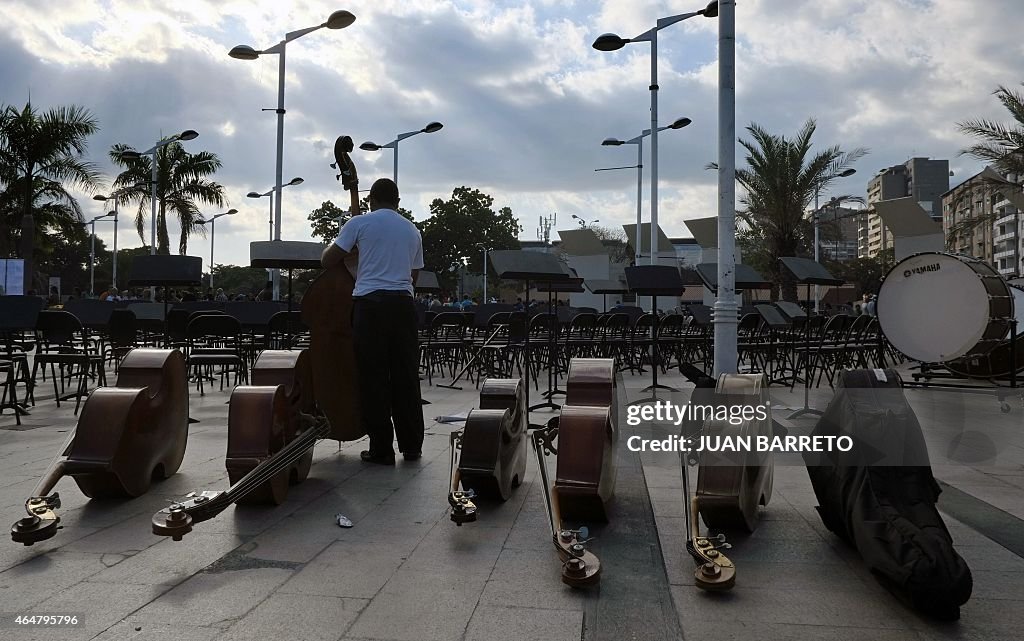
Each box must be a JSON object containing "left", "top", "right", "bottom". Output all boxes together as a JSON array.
[{"left": 859, "top": 157, "right": 950, "bottom": 258}]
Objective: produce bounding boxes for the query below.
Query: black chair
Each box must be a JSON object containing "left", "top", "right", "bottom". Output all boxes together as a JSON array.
[
  {"left": 267, "top": 310, "right": 308, "bottom": 350},
  {"left": 31, "top": 310, "right": 105, "bottom": 414},
  {"left": 185, "top": 314, "right": 248, "bottom": 394}
]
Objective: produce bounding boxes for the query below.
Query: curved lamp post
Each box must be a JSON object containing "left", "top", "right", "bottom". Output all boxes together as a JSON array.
[
  {"left": 599, "top": 116, "right": 691, "bottom": 264},
  {"left": 197, "top": 209, "right": 239, "bottom": 289},
  {"left": 230, "top": 10, "right": 356, "bottom": 299},
  {"left": 360, "top": 121, "right": 444, "bottom": 186},
  {"left": 121, "top": 129, "right": 199, "bottom": 257},
  {"left": 593, "top": 2, "right": 716, "bottom": 268}
]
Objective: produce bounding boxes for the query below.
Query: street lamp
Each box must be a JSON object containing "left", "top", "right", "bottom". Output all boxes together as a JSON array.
[
  {"left": 247, "top": 177, "right": 303, "bottom": 299},
  {"left": 85, "top": 212, "right": 113, "bottom": 295},
  {"left": 247, "top": 176, "right": 304, "bottom": 242},
  {"left": 120, "top": 129, "right": 199, "bottom": 255},
  {"left": 197, "top": 209, "right": 239, "bottom": 289},
  {"left": 812, "top": 168, "right": 857, "bottom": 313},
  {"left": 475, "top": 243, "right": 493, "bottom": 303},
  {"left": 360, "top": 121, "right": 444, "bottom": 186},
  {"left": 571, "top": 214, "right": 600, "bottom": 228},
  {"left": 599, "top": 117, "right": 692, "bottom": 264},
  {"left": 593, "top": 2, "right": 716, "bottom": 268},
  {"left": 92, "top": 187, "right": 134, "bottom": 289},
  {"left": 230, "top": 10, "right": 356, "bottom": 300}
]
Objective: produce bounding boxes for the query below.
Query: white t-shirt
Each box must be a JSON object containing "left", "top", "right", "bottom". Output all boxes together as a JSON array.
[{"left": 335, "top": 209, "right": 424, "bottom": 297}]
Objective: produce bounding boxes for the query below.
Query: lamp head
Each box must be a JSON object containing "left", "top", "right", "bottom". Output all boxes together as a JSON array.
[
  {"left": 593, "top": 33, "right": 628, "bottom": 51},
  {"left": 602, "top": 138, "right": 625, "bottom": 146},
  {"left": 288, "top": 177, "right": 304, "bottom": 186},
  {"left": 422, "top": 121, "right": 444, "bottom": 134},
  {"left": 226, "top": 208, "right": 239, "bottom": 215},
  {"left": 701, "top": 1, "right": 719, "bottom": 18},
  {"left": 93, "top": 194, "right": 108, "bottom": 202},
  {"left": 178, "top": 129, "right": 199, "bottom": 141},
  {"left": 229, "top": 45, "right": 260, "bottom": 60},
  {"left": 121, "top": 150, "right": 142, "bottom": 161},
  {"left": 325, "top": 10, "right": 356, "bottom": 29},
  {"left": 360, "top": 142, "right": 381, "bottom": 151},
  {"left": 670, "top": 117, "right": 692, "bottom": 129},
  {"left": 246, "top": 191, "right": 261, "bottom": 198},
  {"left": 838, "top": 168, "right": 857, "bottom": 178}
]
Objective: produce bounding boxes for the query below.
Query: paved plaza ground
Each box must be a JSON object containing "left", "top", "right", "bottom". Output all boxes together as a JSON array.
[{"left": 1, "top": 363, "right": 1023, "bottom": 641}]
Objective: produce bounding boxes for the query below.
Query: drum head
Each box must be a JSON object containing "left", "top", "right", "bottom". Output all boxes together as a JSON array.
[{"left": 878, "top": 253, "right": 1004, "bottom": 363}]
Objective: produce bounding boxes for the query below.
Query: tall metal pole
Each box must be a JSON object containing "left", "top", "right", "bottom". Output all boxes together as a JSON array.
[
  {"left": 482, "top": 247, "right": 488, "bottom": 302},
  {"left": 89, "top": 221, "right": 96, "bottom": 295},
  {"left": 270, "top": 45, "right": 288, "bottom": 301},
  {"left": 150, "top": 148, "right": 158, "bottom": 254},
  {"left": 813, "top": 187, "right": 820, "bottom": 313},
  {"left": 210, "top": 218, "right": 216, "bottom": 289},
  {"left": 393, "top": 143, "right": 399, "bottom": 185},
  {"left": 635, "top": 139, "right": 644, "bottom": 264},
  {"left": 712, "top": 0, "right": 738, "bottom": 377},
  {"left": 649, "top": 32, "right": 659, "bottom": 268},
  {"left": 112, "top": 201, "right": 118, "bottom": 289}
]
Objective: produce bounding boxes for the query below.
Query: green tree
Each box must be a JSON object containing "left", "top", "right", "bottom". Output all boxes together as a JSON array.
[
  {"left": 948, "top": 82, "right": 1024, "bottom": 247},
  {"left": 307, "top": 197, "right": 414, "bottom": 244},
  {"left": 713, "top": 119, "right": 867, "bottom": 301},
  {"left": 0, "top": 102, "right": 102, "bottom": 292},
  {"left": 109, "top": 141, "right": 226, "bottom": 255},
  {"left": 206, "top": 264, "right": 271, "bottom": 298},
  {"left": 417, "top": 187, "right": 522, "bottom": 288}
]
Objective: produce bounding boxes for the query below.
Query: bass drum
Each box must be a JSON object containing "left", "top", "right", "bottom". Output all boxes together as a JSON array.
[
  {"left": 946, "top": 284, "right": 1024, "bottom": 379},
  {"left": 878, "top": 252, "right": 1013, "bottom": 363}
]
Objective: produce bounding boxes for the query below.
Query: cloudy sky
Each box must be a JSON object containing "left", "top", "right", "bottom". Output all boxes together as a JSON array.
[{"left": 2, "top": 0, "right": 1022, "bottom": 268}]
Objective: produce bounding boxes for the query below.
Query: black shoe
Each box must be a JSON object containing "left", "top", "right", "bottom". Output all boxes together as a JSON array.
[
  {"left": 403, "top": 452, "right": 422, "bottom": 461},
  {"left": 360, "top": 450, "right": 395, "bottom": 465}
]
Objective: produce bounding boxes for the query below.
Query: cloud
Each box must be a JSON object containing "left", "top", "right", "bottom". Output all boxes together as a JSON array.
[{"left": 2, "top": 0, "right": 1022, "bottom": 271}]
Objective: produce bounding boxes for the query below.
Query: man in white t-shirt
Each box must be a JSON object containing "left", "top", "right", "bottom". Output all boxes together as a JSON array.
[{"left": 321, "top": 178, "right": 426, "bottom": 465}]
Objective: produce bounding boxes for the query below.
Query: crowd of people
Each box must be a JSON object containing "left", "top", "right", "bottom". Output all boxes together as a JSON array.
[{"left": 45, "top": 281, "right": 278, "bottom": 307}]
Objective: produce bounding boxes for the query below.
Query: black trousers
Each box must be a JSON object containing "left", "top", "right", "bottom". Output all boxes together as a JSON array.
[{"left": 352, "top": 294, "right": 424, "bottom": 456}]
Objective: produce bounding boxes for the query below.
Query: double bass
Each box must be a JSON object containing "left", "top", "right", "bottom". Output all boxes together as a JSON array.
[
  {"left": 12, "top": 349, "right": 188, "bottom": 545},
  {"left": 532, "top": 358, "right": 621, "bottom": 587},
  {"left": 448, "top": 378, "right": 528, "bottom": 525},
  {"left": 677, "top": 364, "right": 774, "bottom": 590},
  {"left": 152, "top": 135, "right": 365, "bottom": 539}
]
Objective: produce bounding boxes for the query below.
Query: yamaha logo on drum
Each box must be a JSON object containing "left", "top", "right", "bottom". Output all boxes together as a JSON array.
[{"left": 903, "top": 263, "right": 941, "bottom": 278}]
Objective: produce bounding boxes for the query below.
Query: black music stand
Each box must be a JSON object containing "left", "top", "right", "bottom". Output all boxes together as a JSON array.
[
  {"left": 694, "top": 262, "right": 771, "bottom": 295},
  {"left": 625, "top": 265, "right": 685, "bottom": 403},
  {"left": 414, "top": 271, "right": 441, "bottom": 293},
  {"left": 251, "top": 241, "right": 323, "bottom": 349},
  {"left": 489, "top": 250, "right": 572, "bottom": 416},
  {"left": 779, "top": 257, "right": 844, "bottom": 419},
  {"left": 755, "top": 304, "right": 793, "bottom": 385},
  {"left": 584, "top": 279, "right": 628, "bottom": 313},
  {"left": 535, "top": 277, "right": 584, "bottom": 403},
  {"left": 128, "top": 255, "right": 203, "bottom": 343}
]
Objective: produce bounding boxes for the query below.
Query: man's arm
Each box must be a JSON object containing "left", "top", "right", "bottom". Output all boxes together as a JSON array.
[{"left": 321, "top": 243, "right": 352, "bottom": 269}]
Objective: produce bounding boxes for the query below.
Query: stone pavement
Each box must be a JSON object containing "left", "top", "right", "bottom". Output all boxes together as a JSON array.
[{"left": 1, "top": 362, "right": 1023, "bottom": 641}]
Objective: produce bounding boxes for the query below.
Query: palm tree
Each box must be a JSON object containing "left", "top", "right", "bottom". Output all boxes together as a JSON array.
[
  {"left": 714, "top": 119, "right": 867, "bottom": 301},
  {"left": 109, "top": 142, "right": 226, "bottom": 255},
  {"left": 0, "top": 102, "right": 102, "bottom": 292},
  {"left": 947, "top": 83, "right": 1024, "bottom": 248}
]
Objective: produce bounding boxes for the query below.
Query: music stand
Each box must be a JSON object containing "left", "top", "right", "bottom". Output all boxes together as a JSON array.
[
  {"left": 535, "top": 277, "right": 584, "bottom": 403},
  {"left": 755, "top": 304, "right": 793, "bottom": 385},
  {"left": 625, "top": 265, "right": 686, "bottom": 403},
  {"left": 584, "top": 279, "right": 628, "bottom": 313},
  {"left": 694, "top": 263, "right": 771, "bottom": 294},
  {"left": 414, "top": 271, "right": 441, "bottom": 293},
  {"left": 127, "top": 255, "right": 203, "bottom": 343},
  {"left": 778, "top": 257, "right": 844, "bottom": 419},
  {"left": 251, "top": 241, "right": 323, "bottom": 349},
  {"left": 489, "top": 250, "right": 572, "bottom": 416}
]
